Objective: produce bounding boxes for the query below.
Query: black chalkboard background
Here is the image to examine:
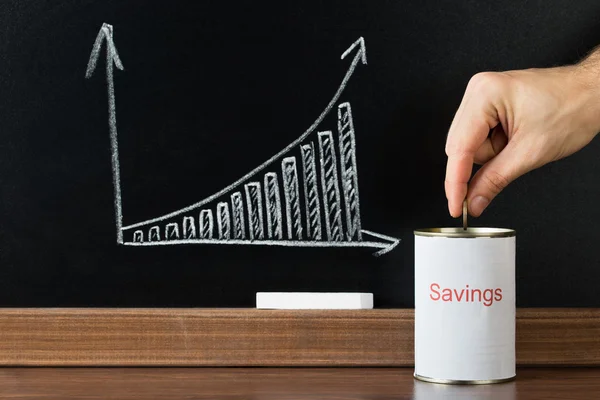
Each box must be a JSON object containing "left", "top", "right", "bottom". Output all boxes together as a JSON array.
[{"left": 0, "top": 0, "right": 599, "bottom": 307}]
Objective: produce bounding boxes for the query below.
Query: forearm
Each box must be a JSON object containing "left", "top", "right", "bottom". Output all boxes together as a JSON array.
[
  {"left": 577, "top": 44, "right": 600, "bottom": 71},
  {"left": 570, "top": 45, "right": 600, "bottom": 137}
]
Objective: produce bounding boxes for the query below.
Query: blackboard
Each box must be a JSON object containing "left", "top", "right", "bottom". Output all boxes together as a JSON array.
[{"left": 1, "top": 0, "right": 599, "bottom": 307}]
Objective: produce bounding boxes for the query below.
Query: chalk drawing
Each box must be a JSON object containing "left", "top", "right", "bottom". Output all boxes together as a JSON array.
[
  {"left": 244, "top": 182, "right": 265, "bottom": 241},
  {"left": 199, "top": 210, "right": 214, "bottom": 239},
  {"left": 149, "top": 226, "right": 160, "bottom": 242},
  {"left": 85, "top": 23, "right": 124, "bottom": 244},
  {"left": 230, "top": 192, "right": 245, "bottom": 240},
  {"left": 183, "top": 216, "right": 196, "bottom": 239},
  {"left": 337, "top": 103, "right": 362, "bottom": 241},
  {"left": 165, "top": 223, "right": 180, "bottom": 240},
  {"left": 318, "top": 131, "right": 343, "bottom": 241},
  {"left": 301, "top": 143, "right": 322, "bottom": 240},
  {"left": 133, "top": 230, "right": 143, "bottom": 243},
  {"left": 119, "top": 36, "right": 368, "bottom": 230},
  {"left": 264, "top": 172, "right": 283, "bottom": 240},
  {"left": 86, "top": 25, "right": 399, "bottom": 256},
  {"left": 282, "top": 157, "right": 303, "bottom": 240},
  {"left": 123, "top": 234, "right": 395, "bottom": 255},
  {"left": 216, "top": 202, "right": 231, "bottom": 240}
]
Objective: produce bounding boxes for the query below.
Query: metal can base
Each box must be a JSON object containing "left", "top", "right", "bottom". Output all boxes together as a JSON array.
[{"left": 414, "top": 373, "right": 516, "bottom": 385}]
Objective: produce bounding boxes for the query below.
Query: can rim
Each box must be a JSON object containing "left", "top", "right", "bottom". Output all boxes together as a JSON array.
[
  {"left": 413, "top": 373, "right": 516, "bottom": 385},
  {"left": 414, "top": 227, "right": 515, "bottom": 238}
]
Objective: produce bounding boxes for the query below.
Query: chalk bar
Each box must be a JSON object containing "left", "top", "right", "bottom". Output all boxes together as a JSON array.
[{"left": 256, "top": 292, "right": 373, "bottom": 309}]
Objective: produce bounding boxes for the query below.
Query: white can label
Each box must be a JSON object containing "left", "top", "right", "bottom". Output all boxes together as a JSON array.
[{"left": 414, "top": 235, "right": 516, "bottom": 381}]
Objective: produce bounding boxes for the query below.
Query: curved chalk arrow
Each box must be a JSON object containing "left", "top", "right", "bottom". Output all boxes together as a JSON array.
[{"left": 122, "top": 36, "right": 368, "bottom": 231}]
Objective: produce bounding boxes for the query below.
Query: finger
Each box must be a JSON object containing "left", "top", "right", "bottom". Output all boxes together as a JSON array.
[
  {"left": 473, "top": 126, "right": 508, "bottom": 164},
  {"left": 467, "top": 141, "right": 526, "bottom": 217},
  {"left": 445, "top": 73, "right": 503, "bottom": 217},
  {"left": 490, "top": 125, "right": 509, "bottom": 154},
  {"left": 444, "top": 153, "right": 471, "bottom": 217},
  {"left": 474, "top": 138, "right": 496, "bottom": 165}
]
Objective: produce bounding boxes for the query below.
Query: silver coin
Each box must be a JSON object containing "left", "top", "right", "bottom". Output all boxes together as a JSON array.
[{"left": 463, "top": 199, "right": 468, "bottom": 230}]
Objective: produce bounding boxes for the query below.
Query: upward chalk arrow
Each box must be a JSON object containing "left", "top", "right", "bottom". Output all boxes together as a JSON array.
[
  {"left": 341, "top": 37, "right": 367, "bottom": 64},
  {"left": 85, "top": 23, "right": 124, "bottom": 78},
  {"left": 85, "top": 23, "right": 125, "bottom": 244}
]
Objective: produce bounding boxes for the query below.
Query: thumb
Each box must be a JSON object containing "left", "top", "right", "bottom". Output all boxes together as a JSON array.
[{"left": 467, "top": 141, "right": 526, "bottom": 217}]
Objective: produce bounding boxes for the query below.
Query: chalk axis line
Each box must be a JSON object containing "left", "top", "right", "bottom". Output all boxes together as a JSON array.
[{"left": 86, "top": 23, "right": 399, "bottom": 257}]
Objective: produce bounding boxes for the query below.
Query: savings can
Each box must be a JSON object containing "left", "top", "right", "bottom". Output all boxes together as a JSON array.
[{"left": 413, "top": 227, "right": 516, "bottom": 384}]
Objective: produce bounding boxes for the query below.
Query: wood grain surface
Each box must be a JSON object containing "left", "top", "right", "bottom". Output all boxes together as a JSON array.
[
  {"left": 0, "top": 308, "right": 597, "bottom": 366},
  {"left": 0, "top": 367, "right": 599, "bottom": 399}
]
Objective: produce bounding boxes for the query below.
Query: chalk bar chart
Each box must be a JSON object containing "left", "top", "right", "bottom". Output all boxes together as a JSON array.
[{"left": 86, "top": 23, "right": 399, "bottom": 256}]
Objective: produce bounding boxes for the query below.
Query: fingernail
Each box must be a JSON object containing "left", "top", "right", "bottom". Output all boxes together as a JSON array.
[{"left": 470, "top": 196, "right": 490, "bottom": 216}]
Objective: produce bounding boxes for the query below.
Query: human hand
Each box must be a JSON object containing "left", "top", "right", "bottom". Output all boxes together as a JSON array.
[{"left": 444, "top": 54, "right": 600, "bottom": 218}]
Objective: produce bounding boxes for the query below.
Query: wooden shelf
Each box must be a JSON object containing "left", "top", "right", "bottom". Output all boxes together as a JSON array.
[
  {"left": 0, "top": 308, "right": 597, "bottom": 366},
  {"left": 2, "top": 367, "right": 600, "bottom": 399}
]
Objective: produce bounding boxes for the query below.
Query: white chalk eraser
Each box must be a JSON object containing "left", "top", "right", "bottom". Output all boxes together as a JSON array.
[{"left": 256, "top": 292, "right": 374, "bottom": 309}]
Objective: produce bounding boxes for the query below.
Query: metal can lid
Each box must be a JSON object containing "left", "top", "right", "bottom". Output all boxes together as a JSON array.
[{"left": 414, "top": 227, "right": 515, "bottom": 238}]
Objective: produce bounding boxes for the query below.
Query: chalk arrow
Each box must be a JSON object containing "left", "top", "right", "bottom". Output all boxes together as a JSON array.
[
  {"left": 341, "top": 37, "right": 367, "bottom": 65},
  {"left": 85, "top": 23, "right": 125, "bottom": 244},
  {"left": 122, "top": 36, "right": 369, "bottom": 231},
  {"left": 361, "top": 230, "right": 400, "bottom": 257},
  {"left": 85, "top": 23, "right": 124, "bottom": 77}
]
